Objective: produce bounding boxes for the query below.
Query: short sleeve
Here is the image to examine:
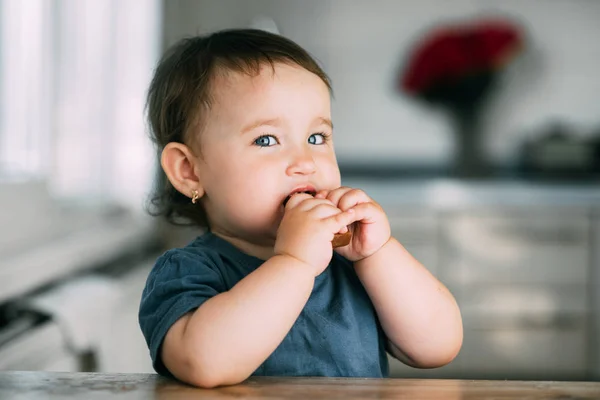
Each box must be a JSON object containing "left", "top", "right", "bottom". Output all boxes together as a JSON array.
[{"left": 138, "top": 249, "right": 226, "bottom": 376}]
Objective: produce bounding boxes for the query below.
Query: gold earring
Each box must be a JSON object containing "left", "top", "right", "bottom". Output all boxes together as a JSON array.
[{"left": 191, "top": 190, "right": 199, "bottom": 204}]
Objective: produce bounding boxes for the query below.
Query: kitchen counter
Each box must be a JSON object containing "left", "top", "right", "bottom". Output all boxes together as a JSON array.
[
  {"left": 1, "top": 371, "right": 599, "bottom": 399},
  {"left": 341, "top": 178, "right": 600, "bottom": 208}
]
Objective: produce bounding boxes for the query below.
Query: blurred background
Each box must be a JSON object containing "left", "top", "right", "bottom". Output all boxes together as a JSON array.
[{"left": 0, "top": 0, "right": 599, "bottom": 382}]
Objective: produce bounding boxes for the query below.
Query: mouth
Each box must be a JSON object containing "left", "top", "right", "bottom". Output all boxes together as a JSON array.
[{"left": 282, "top": 187, "right": 317, "bottom": 207}]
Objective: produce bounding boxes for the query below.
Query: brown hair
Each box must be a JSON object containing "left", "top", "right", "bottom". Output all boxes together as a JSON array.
[{"left": 145, "top": 28, "right": 332, "bottom": 228}]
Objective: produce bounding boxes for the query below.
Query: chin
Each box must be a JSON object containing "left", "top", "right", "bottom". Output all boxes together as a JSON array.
[{"left": 240, "top": 225, "right": 278, "bottom": 244}]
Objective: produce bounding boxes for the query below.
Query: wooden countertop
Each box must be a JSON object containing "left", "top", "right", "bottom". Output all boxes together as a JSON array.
[{"left": 1, "top": 371, "right": 599, "bottom": 399}]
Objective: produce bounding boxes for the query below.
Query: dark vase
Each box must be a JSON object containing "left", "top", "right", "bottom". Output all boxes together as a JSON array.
[{"left": 421, "top": 71, "right": 497, "bottom": 178}]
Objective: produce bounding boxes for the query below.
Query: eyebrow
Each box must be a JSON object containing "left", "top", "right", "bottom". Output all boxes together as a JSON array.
[
  {"left": 241, "top": 118, "right": 283, "bottom": 134},
  {"left": 318, "top": 117, "right": 334, "bottom": 130},
  {"left": 241, "top": 117, "right": 333, "bottom": 134}
]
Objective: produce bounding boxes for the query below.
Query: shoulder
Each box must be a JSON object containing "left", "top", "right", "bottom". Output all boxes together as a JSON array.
[{"left": 145, "top": 234, "right": 224, "bottom": 285}]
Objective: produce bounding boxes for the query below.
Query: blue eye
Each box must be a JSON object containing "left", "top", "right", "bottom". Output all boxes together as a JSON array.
[
  {"left": 308, "top": 133, "right": 327, "bottom": 145},
  {"left": 254, "top": 135, "right": 278, "bottom": 147}
]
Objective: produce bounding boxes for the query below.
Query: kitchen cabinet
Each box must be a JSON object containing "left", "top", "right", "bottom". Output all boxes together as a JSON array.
[
  {"left": 592, "top": 209, "right": 600, "bottom": 379},
  {"left": 0, "top": 181, "right": 159, "bottom": 374},
  {"left": 384, "top": 204, "right": 595, "bottom": 380},
  {"left": 441, "top": 208, "right": 590, "bottom": 286},
  {"left": 442, "top": 207, "right": 590, "bottom": 379},
  {"left": 0, "top": 318, "right": 77, "bottom": 371},
  {"left": 102, "top": 261, "right": 156, "bottom": 373}
]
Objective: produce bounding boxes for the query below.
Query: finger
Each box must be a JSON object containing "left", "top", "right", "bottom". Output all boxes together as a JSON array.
[
  {"left": 337, "top": 225, "right": 349, "bottom": 234},
  {"left": 337, "top": 188, "right": 372, "bottom": 212},
  {"left": 284, "top": 192, "right": 315, "bottom": 210},
  {"left": 306, "top": 202, "right": 342, "bottom": 218},
  {"left": 314, "top": 189, "right": 329, "bottom": 199},
  {"left": 325, "top": 208, "right": 356, "bottom": 233},
  {"left": 301, "top": 198, "right": 338, "bottom": 212},
  {"left": 288, "top": 197, "right": 336, "bottom": 213},
  {"left": 345, "top": 202, "right": 379, "bottom": 224},
  {"left": 325, "top": 186, "right": 354, "bottom": 207}
]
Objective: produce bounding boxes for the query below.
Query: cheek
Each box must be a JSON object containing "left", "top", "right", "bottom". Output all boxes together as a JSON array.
[
  {"left": 219, "top": 160, "right": 280, "bottom": 208},
  {"left": 316, "top": 154, "right": 341, "bottom": 186},
  {"left": 219, "top": 171, "right": 282, "bottom": 232}
]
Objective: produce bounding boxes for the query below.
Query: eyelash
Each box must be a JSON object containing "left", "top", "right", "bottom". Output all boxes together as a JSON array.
[
  {"left": 313, "top": 132, "right": 331, "bottom": 144},
  {"left": 252, "top": 132, "right": 332, "bottom": 147},
  {"left": 253, "top": 134, "right": 279, "bottom": 147}
]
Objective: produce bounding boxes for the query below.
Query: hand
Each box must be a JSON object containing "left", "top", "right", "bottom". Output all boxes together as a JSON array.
[
  {"left": 315, "top": 187, "right": 391, "bottom": 262},
  {"left": 274, "top": 193, "right": 356, "bottom": 276}
]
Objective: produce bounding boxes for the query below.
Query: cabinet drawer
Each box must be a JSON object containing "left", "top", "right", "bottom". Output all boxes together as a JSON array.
[
  {"left": 442, "top": 209, "right": 590, "bottom": 285},
  {"left": 456, "top": 284, "right": 588, "bottom": 321},
  {"left": 455, "top": 325, "right": 587, "bottom": 379},
  {"left": 389, "top": 325, "right": 587, "bottom": 380}
]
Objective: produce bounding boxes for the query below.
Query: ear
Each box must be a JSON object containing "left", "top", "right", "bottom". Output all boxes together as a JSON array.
[{"left": 161, "top": 142, "right": 204, "bottom": 200}]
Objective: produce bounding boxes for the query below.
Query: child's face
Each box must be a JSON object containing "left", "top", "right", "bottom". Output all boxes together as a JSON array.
[{"left": 196, "top": 62, "right": 341, "bottom": 244}]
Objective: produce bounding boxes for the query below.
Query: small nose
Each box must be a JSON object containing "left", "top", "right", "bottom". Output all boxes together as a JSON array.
[{"left": 286, "top": 147, "right": 317, "bottom": 176}]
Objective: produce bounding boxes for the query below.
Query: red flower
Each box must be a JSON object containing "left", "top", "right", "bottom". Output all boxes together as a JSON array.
[{"left": 401, "top": 18, "right": 523, "bottom": 96}]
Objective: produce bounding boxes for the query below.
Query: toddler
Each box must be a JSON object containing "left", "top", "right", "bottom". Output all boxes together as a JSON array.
[{"left": 139, "top": 28, "right": 463, "bottom": 388}]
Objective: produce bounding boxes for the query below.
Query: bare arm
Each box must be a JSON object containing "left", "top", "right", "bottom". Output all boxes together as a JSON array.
[
  {"left": 162, "top": 254, "right": 314, "bottom": 388},
  {"left": 354, "top": 238, "right": 463, "bottom": 368}
]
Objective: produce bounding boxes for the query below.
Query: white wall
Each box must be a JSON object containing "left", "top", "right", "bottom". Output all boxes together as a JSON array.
[{"left": 163, "top": 0, "right": 600, "bottom": 167}]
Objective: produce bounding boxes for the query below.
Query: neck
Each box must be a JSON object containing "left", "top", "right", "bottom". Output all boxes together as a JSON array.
[{"left": 211, "top": 230, "right": 275, "bottom": 261}]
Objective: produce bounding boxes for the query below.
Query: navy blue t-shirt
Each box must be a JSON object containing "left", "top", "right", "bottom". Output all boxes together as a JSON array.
[{"left": 138, "top": 232, "right": 389, "bottom": 378}]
